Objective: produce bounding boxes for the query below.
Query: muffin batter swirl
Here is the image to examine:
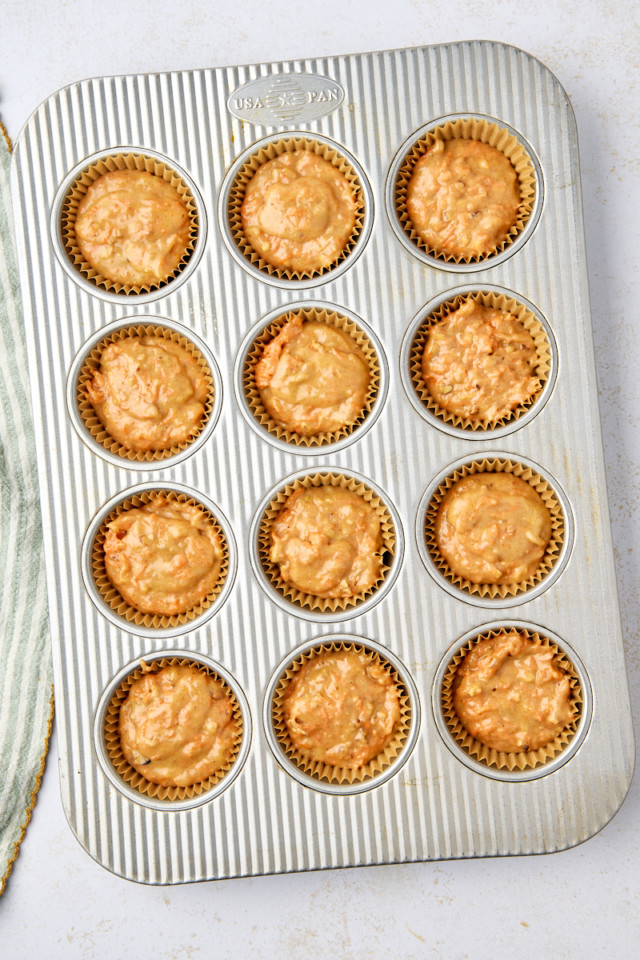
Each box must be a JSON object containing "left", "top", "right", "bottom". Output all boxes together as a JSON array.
[
  {"left": 241, "top": 149, "right": 357, "bottom": 273},
  {"left": 269, "top": 485, "right": 383, "bottom": 599}
]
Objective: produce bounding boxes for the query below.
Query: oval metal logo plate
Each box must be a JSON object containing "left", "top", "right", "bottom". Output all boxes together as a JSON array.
[{"left": 227, "top": 73, "right": 345, "bottom": 126}]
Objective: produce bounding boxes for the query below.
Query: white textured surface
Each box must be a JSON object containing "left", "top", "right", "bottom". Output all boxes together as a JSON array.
[{"left": 1, "top": 1, "right": 639, "bottom": 957}]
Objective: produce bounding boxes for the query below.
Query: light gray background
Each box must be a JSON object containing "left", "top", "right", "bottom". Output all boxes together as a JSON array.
[{"left": 1, "top": 1, "right": 638, "bottom": 957}]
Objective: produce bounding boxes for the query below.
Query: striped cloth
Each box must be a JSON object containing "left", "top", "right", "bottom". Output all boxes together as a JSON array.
[{"left": 0, "top": 124, "right": 52, "bottom": 896}]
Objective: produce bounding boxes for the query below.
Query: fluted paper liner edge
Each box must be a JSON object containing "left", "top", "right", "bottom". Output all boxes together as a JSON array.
[
  {"left": 92, "top": 489, "right": 229, "bottom": 629},
  {"left": 77, "top": 324, "right": 215, "bottom": 462},
  {"left": 258, "top": 473, "right": 396, "bottom": 613},
  {"left": 424, "top": 458, "right": 564, "bottom": 599},
  {"left": 228, "top": 137, "right": 365, "bottom": 281},
  {"left": 272, "top": 640, "right": 411, "bottom": 784},
  {"left": 409, "top": 291, "right": 551, "bottom": 431},
  {"left": 104, "top": 656, "right": 243, "bottom": 800},
  {"left": 395, "top": 117, "right": 536, "bottom": 263},
  {"left": 440, "top": 627, "right": 582, "bottom": 771},
  {"left": 61, "top": 152, "right": 198, "bottom": 294},
  {"left": 244, "top": 307, "right": 380, "bottom": 447}
]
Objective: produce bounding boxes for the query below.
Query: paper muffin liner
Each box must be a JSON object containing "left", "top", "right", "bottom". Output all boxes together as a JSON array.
[
  {"left": 409, "top": 291, "right": 551, "bottom": 432},
  {"left": 424, "top": 458, "right": 564, "bottom": 600},
  {"left": 76, "top": 323, "right": 215, "bottom": 462},
  {"left": 440, "top": 627, "right": 582, "bottom": 771},
  {"left": 243, "top": 306, "right": 380, "bottom": 447},
  {"left": 227, "top": 137, "right": 366, "bottom": 281},
  {"left": 258, "top": 472, "right": 396, "bottom": 613},
  {"left": 104, "top": 656, "right": 243, "bottom": 801},
  {"left": 394, "top": 117, "right": 536, "bottom": 264},
  {"left": 61, "top": 152, "right": 199, "bottom": 294},
  {"left": 271, "top": 639, "right": 412, "bottom": 784},
  {"left": 91, "top": 488, "right": 230, "bottom": 629}
]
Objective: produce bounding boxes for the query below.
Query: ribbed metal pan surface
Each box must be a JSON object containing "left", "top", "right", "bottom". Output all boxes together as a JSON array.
[{"left": 10, "top": 40, "right": 634, "bottom": 883}]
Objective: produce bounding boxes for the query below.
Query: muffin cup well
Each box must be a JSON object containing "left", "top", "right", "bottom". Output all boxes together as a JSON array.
[
  {"left": 252, "top": 470, "right": 403, "bottom": 620},
  {"left": 103, "top": 655, "right": 245, "bottom": 802},
  {"left": 84, "top": 484, "right": 235, "bottom": 635},
  {"left": 407, "top": 289, "right": 553, "bottom": 434},
  {"left": 59, "top": 150, "right": 200, "bottom": 296},
  {"left": 74, "top": 320, "right": 217, "bottom": 464},
  {"left": 388, "top": 115, "right": 540, "bottom": 269},
  {"left": 419, "top": 455, "right": 572, "bottom": 605},
  {"left": 223, "top": 134, "right": 369, "bottom": 284},
  {"left": 242, "top": 304, "right": 382, "bottom": 448},
  {"left": 264, "top": 634, "right": 421, "bottom": 795},
  {"left": 435, "top": 623, "right": 589, "bottom": 778},
  {"left": 270, "top": 639, "right": 412, "bottom": 786}
]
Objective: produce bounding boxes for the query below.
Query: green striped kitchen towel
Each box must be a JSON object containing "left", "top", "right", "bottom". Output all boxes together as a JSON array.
[{"left": 0, "top": 123, "right": 53, "bottom": 897}]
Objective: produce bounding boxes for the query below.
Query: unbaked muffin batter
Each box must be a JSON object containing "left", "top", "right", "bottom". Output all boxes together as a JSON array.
[
  {"left": 240, "top": 150, "right": 357, "bottom": 273},
  {"left": 283, "top": 648, "right": 401, "bottom": 768},
  {"left": 255, "top": 315, "right": 370, "bottom": 435},
  {"left": 269, "top": 485, "right": 383, "bottom": 599},
  {"left": 453, "top": 631, "right": 575, "bottom": 753},
  {"left": 104, "top": 496, "right": 224, "bottom": 615},
  {"left": 119, "top": 664, "right": 237, "bottom": 787},
  {"left": 435, "top": 472, "right": 552, "bottom": 584},
  {"left": 86, "top": 336, "right": 208, "bottom": 451},
  {"left": 74, "top": 169, "right": 191, "bottom": 286},
  {"left": 422, "top": 300, "right": 539, "bottom": 421},
  {"left": 406, "top": 139, "right": 520, "bottom": 258}
]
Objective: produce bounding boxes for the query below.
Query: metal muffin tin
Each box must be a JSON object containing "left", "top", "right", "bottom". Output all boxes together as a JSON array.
[
  {"left": 10, "top": 40, "right": 634, "bottom": 883},
  {"left": 385, "top": 113, "right": 545, "bottom": 273},
  {"left": 94, "top": 648, "right": 253, "bottom": 812},
  {"left": 67, "top": 315, "right": 224, "bottom": 468},
  {"left": 50, "top": 145, "right": 208, "bottom": 304},
  {"left": 264, "top": 633, "right": 421, "bottom": 796},
  {"left": 219, "top": 131, "right": 375, "bottom": 289}
]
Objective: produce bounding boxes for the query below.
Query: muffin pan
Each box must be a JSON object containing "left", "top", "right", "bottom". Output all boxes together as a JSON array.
[{"left": 10, "top": 41, "right": 633, "bottom": 883}]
